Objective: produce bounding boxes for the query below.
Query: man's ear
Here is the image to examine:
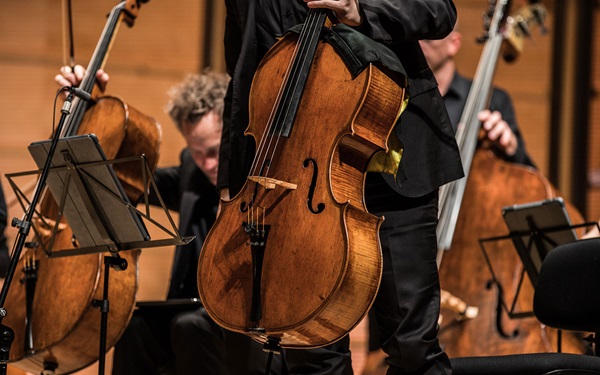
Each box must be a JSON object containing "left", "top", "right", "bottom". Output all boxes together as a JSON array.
[{"left": 447, "top": 31, "right": 462, "bottom": 58}]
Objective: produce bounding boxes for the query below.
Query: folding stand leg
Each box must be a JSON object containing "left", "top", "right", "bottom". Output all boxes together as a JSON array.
[
  {"left": 262, "top": 337, "right": 282, "bottom": 375},
  {"left": 92, "top": 256, "right": 128, "bottom": 375},
  {"left": 0, "top": 324, "right": 14, "bottom": 375}
]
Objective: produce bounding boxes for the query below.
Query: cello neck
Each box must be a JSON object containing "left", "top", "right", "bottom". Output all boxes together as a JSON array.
[{"left": 63, "top": 0, "right": 141, "bottom": 138}]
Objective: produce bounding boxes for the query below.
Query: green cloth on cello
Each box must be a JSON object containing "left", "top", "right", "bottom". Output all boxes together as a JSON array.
[
  {"left": 286, "top": 22, "right": 409, "bottom": 176},
  {"left": 286, "top": 23, "right": 408, "bottom": 84}
]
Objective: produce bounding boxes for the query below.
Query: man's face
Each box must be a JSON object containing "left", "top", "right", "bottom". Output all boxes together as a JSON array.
[
  {"left": 182, "top": 111, "right": 222, "bottom": 186},
  {"left": 419, "top": 31, "right": 459, "bottom": 72}
]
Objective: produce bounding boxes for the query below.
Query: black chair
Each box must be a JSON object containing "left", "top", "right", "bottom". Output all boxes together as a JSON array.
[{"left": 451, "top": 238, "right": 600, "bottom": 375}]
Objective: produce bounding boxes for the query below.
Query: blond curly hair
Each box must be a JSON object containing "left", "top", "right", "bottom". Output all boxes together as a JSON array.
[{"left": 165, "top": 70, "right": 229, "bottom": 132}]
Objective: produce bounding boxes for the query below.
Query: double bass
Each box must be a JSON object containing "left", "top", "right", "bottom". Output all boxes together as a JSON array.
[
  {"left": 198, "top": 9, "right": 406, "bottom": 348},
  {"left": 3, "top": 1, "right": 161, "bottom": 373},
  {"left": 436, "top": 0, "right": 589, "bottom": 357}
]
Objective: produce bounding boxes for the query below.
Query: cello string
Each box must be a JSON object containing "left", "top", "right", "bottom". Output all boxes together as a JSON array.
[
  {"left": 246, "top": 10, "right": 319, "bottom": 225},
  {"left": 248, "top": 9, "right": 316, "bottom": 177},
  {"left": 249, "top": 50, "right": 299, "bottom": 177},
  {"left": 250, "top": 8, "right": 323, "bottom": 180},
  {"left": 261, "top": 8, "right": 325, "bottom": 180},
  {"left": 259, "top": 7, "right": 321, "bottom": 176}
]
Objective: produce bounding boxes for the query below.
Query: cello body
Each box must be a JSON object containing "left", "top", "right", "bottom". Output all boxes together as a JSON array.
[
  {"left": 198, "top": 23, "right": 405, "bottom": 348},
  {"left": 4, "top": 97, "right": 161, "bottom": 374}
]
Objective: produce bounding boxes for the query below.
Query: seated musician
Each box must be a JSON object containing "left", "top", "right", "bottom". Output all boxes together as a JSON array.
[
  {"left": 55, "top": 67, "right": 285, "bottom": 375},
  {"left": 419, "top": 26, "right": 536, "bottom": 168}
]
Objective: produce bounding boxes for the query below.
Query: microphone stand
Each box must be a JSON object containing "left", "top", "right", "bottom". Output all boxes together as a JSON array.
[{"left": 0, "top": 89, "right": 79, "bottom": 374}]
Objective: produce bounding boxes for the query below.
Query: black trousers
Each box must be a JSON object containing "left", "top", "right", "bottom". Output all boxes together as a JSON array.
[
  {"left": 112, "top": 306, "right": 285, "bottom": 375},
  {"left": 286, "top": 191, "right": 451, "bottom": 375}
]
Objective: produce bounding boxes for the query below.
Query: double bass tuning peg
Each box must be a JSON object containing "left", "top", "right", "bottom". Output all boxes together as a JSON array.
[
  {"left": 531, "top": 6, "right": 548, "bottom": 35},
  {"left": 515, "top": 3, "right": 548, "bottom": 38}
]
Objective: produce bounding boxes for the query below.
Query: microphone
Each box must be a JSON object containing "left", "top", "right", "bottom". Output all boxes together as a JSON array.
[{"left": 70, "top": 87, "right": 91, "bottom": 102}]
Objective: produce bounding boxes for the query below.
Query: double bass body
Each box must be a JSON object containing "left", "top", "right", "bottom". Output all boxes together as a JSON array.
[
  {"left": 198, "top": 24, "right": 405, "bottom": 347},
  {"left": 438, "top": 148, "right": 589, "bottom": 356}
]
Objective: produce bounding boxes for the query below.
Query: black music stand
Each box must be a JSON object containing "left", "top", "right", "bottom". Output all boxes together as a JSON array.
[
  {"left": 478, "top": 198, "right": 598, "bottom": 341},
  {"left": 5, "top": 134, "right": 194, "bottom": 375}
]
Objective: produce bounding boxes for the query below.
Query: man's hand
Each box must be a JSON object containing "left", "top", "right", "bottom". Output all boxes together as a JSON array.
[
  {"left": 305, "top": 0, "right": 363, "bottom": 26},
  {"left": 54, "top": 65, "right": 109, "bottom": 99},
  {"left": 478, "top": 109, "right": 517, "bottom": 157}
]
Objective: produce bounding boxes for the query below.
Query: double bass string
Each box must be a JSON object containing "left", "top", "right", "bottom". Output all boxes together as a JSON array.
[
  {"left": 438, "top": 34, "right": 505, "bottom": 250},
  {"left": 438, "top": 1, "right": 508, "bottom": 253}
]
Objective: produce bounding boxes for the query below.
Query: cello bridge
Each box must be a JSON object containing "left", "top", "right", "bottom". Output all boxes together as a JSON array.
[{"left": 247, "top": 176, "right": 297, "bottom": 190}]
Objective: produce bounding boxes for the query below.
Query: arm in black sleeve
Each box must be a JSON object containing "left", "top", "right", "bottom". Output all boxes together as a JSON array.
[{"left": 357, "top": 0, "right": 457, "bottom": 42}]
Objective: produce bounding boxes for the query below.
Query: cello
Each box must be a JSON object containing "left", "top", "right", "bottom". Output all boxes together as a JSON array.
[
  {"left": 2, "top": 1, "right": 161, "bottom": 373},
  {"left": 436, "top": 0, "right": 589, "bottom": 357},
  {"left": 198, "top": 9, "right": 406, "bottom": 348}
]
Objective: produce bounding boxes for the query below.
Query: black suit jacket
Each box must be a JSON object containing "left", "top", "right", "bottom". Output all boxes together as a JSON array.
[
  {"left": 219, "top": 0, "right": 463, "bottom": 198},
  {"left": 150, "top": 150, "right": 219, "bottom": 299}
]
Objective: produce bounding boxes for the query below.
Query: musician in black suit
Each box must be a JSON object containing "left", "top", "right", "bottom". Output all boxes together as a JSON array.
[
  {"left": 219, "top": 1, "right": 463, "bottom": 374},
  {"left": 364, "top": 24, "right": 537, "bottom": 375},
  {"left": 419, "top": 28, "right": 535, "bottom": 167}
]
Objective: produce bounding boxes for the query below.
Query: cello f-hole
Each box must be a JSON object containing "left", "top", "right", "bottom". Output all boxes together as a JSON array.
[{"left": 303, "top": 158, "right": 325, "bottom": 214}]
